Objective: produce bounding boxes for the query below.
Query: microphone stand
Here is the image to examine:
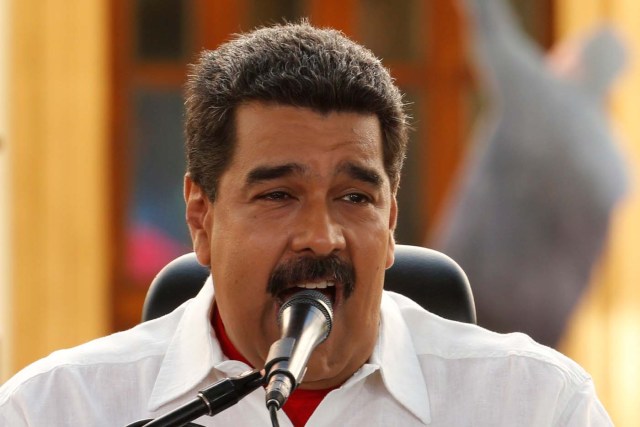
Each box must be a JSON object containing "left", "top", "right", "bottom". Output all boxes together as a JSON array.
[{"left": 125, "top": 369, "right": 264, "bottom": 427}]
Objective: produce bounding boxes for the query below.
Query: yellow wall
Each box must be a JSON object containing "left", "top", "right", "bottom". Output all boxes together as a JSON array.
[
  {"left": 556, "top": 1, "right": 640, "bottom": 426},
  {"left": 0, "top": 0, "right": 9, "bottom": 381},
  {"left": 3, "top": 0, "right": 111, "bottom": 380}
]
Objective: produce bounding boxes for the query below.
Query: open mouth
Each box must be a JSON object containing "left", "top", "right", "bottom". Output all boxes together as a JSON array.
[
  {"left": 268, "top": 254, "right": 354, "bottom": 316},
  {"left": 276, "top": 281, "right": 339, "bottom": 312}
]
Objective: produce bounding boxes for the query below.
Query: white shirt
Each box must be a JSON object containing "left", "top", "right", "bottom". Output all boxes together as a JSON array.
[{"left": 0, "top": 278, "right": 612, "bottom": 426}]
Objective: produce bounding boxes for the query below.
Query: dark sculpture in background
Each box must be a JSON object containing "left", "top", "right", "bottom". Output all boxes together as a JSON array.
[{"left": 434, "top": 0, "right": 629, "bottom": 347}]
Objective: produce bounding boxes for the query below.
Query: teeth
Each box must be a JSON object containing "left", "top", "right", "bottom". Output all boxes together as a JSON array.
[{"left": 296, "top": 281, "right": 335, "bottom": 290}]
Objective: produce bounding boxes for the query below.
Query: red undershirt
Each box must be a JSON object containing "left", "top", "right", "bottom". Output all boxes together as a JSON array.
[{"left": 212, "top": 305, "right": 335, "bottom": 426}]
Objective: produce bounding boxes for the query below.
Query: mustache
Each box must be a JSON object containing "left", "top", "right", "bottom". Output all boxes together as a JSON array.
[{"left": 267, "top": 255, "right": 356, "bottom": 299}]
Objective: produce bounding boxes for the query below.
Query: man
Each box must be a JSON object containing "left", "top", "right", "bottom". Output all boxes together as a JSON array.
[{"left": 0, "top": 22, "right": 611, "bottom": 426}]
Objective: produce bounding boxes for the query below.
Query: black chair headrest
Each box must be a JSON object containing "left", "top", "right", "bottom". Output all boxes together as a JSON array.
[{"left": 142, "top": 244, "right": 476, "bottom": 324}]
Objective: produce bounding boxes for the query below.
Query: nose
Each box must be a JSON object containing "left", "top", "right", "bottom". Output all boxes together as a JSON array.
[{"left": 290, "top": 201, "right": 346, "bottom": 257}]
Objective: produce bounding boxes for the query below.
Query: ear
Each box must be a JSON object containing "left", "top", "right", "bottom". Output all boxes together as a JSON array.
[
  {"left": 385, "top": 196, "right": 398, "bottom": 269},
  {"left": 184, "top": 174, "right": 212, "bottom": 266}
]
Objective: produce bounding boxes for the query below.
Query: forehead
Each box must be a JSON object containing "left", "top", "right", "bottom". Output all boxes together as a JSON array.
[{"left": 230, "top": 102, "right": 385, "bottom": 172}]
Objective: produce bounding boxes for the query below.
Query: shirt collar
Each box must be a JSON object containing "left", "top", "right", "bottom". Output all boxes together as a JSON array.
[
  {"left": 147, "top": 276, "right": 250, "bottom": 412},
  {"left": 367, "top": 291, "right": 432, "bottom": 424},
  {"left": 147, "top": 282, "right": 432, "bottom": 423}
]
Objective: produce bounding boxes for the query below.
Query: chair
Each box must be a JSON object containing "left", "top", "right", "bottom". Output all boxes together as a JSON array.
[{"left": 142, "top": 244, "right": 476, "bottom": 324}]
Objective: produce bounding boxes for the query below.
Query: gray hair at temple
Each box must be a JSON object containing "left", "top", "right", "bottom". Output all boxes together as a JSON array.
[{"left": 184, "top": 21, "right": 409, "bottom": 200}]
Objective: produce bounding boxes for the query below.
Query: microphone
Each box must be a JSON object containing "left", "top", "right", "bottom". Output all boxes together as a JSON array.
[{"left": 264, "top": 289, "right": 334, "bottom": 410}]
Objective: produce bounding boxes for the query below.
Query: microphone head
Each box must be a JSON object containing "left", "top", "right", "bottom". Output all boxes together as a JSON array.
[
  {"left": 278, "top": 289, "right": 334, "bottom": 334},
  {"left": 265, "top": 290, "right": 335, "bottom": 410}
]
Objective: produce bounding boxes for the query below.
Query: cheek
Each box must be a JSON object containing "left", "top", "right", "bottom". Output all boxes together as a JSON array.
[
  {"left": 211, "top": 251, "right": 266, "bottom": 311},
  {"left": 360, "top": 268, "right": 386, "bottom": 315},
  {"left": 346, "top": 237, "right": 388, "bottom": 312},
  {"left": 212, "top": 254, "right": 281, "bottom": 358},
  {"left": 357, "top": 223, "right": 391, "bottom": 289},
  {"left": 209, "top": 222, "right": 284, "bottom": 336}
]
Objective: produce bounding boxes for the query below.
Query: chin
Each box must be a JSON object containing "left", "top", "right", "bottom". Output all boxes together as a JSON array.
[{"left": 298, "top": 347, "right": 349, "bottom": 389}]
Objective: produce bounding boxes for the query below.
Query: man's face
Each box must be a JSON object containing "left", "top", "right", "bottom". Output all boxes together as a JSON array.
[{"left": 185, "top": 102, "right": 397, "bottom": 389}]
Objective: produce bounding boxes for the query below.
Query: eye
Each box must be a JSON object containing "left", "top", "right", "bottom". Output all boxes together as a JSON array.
[
  {"left": 259, "top": 191, "right": 292, "bottom": 201},
  {"left": 341, "top": 192, "right": 371, "bottom": 204}
]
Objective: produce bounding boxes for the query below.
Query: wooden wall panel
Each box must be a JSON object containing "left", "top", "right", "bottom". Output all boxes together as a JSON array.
[{"left": 6, "top": 0, "right": 110, "bottom": 377}]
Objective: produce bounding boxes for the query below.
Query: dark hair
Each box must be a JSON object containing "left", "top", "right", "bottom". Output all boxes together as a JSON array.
[{"left": 185, "top": 21, "right": 409, "bottom": 200}]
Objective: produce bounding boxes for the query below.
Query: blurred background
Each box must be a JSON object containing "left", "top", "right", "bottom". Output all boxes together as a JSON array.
[{"left": 0, "top": 0, "right": 638, "bottom": 425}]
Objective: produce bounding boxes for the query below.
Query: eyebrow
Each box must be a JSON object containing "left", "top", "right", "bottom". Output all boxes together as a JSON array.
[
  {"left": 338, "top": 162, "right": 384, "bottom": 187},
  {"left": 245, "top": 161, "right": 384, "bottom": 187},
  {"left": 246, "top": 163, "right": 307, "bottom": 186}
]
